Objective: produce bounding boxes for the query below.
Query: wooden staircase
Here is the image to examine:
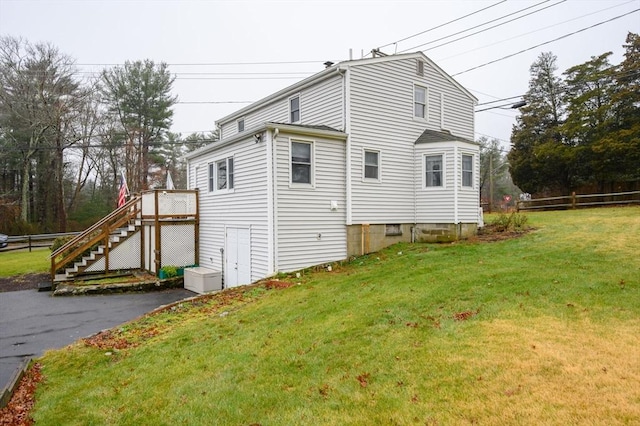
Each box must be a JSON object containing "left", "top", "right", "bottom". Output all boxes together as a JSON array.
[{"left": 50, "top": 196, "right": 142, "bottom": 283}]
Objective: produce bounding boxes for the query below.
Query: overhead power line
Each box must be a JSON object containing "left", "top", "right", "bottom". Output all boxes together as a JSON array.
[
  {"left": 437, "top": 0, "right": 638, "bottom": 63},
  {"left": 452, "top": 7, "right": 640, "bottom": 76},
  {"left": 398, "top": 0, "right": 564, "bottom": 53},
  {"left": 376, "top": 0, "right": 508, "bottom": 51}
]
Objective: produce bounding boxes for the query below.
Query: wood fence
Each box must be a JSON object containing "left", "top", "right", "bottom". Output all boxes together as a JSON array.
[{"left": 517, "top": 190, "right": 640, "bottom": 211}]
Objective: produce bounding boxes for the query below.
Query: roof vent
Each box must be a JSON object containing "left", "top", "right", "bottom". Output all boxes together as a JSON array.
[{"left": 324, "top": 61, "right": 334, "bottom": 68}]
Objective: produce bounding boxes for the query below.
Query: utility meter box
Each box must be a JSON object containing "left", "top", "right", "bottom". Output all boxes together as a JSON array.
[{"left": 184, "top": 267, "right": 222, "bottom": 294}]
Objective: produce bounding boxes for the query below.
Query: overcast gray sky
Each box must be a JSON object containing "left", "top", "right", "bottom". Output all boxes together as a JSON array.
[{"left": 1, "top": 0, "right": 639, "bottom": 148}]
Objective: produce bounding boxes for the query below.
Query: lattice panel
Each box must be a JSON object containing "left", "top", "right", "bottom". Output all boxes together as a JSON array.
[
  {"left": 158, "top": 192, "right": 197, "bottom": 216},
  {"left": 161, "top": 224, "right": 196, "bottom": 267},
  {"left": 86, "top": 231, "right": 142, "bottom": 272},
  {"left": 141, "top": 192, "right": 197, "bottom": 216}
]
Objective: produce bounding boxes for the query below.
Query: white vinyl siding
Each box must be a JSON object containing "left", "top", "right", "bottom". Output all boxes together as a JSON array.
[
  {"left": 458, "top": 148, "right": 480, "bottom": 222},
  {"left": 348, "top": 56, "right": 475, "bottom": 224},
  {"left": 415, "top": 141, "right": 479, "bottom": 223},
  {"left": 187, "top": 137, "right": 270, "bottom": 282},
  {"left": 218, "top": 74, "right": 343, "bottom": 139},
  {"left": 275, "top": 131, "right": 347, "bottom": 272}
]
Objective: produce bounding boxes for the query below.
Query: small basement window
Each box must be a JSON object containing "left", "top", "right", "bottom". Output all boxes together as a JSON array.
[{"left": 385, "top": 224, "right": 402, "bottom": 236}]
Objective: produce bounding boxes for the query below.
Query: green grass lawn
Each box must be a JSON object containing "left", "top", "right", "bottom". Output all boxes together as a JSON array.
[
  {"left": 32, "top": 207, "right": 640, "bottom": 425},
  {"left": 0, "top": 247, "right": 50, "bottom": 277}
]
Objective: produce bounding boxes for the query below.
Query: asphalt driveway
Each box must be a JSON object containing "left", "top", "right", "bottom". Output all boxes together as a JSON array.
[{"left": 0, "top": 288, "right": 195, "bottom": 393}]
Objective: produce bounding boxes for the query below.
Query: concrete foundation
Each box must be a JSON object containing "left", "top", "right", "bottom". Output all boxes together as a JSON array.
[{"left": 346, "top": 223, "right": 478, "bottom": 257}]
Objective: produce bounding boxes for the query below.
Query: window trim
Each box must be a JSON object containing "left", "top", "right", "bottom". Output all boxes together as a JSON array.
[
  {"left": 413, "top": 84, "right": 428, "bottom": 121},
  {"left": 362, "top": 148, "right": 381, "bottom": 182},
  {"left": 424, "top": 153, "right": 445, "bottom": 189},
  {"left": 289, "top": 138, "right": 314, "bottom": 188},
  {"left": 289, "top": 94, "right": 301, "bottom": 123},
  {"left": 461, "top": 153, "right": 474, "bottom": 189}
]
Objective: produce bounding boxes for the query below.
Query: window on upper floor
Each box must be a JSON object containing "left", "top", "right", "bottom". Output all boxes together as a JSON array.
[
  {"left": 364, "top": 149, "right": 380, "bottom": 181},
  {"left": 291, "top": 140, "right": 312, "bottom": 185},
  {"left": 290, "top": 95, "right": 300, "bottom": 123},
  {"left": 414, "top": 85, "right": 427, "bottom": 119},
  {"left": 208, "top": 157, "right": 234, "bottom": 192},
  {"left": 462, "top": 154, "right": 473, "bottom": 188},
  {"left": 425, "top": 154, "right": 443, "bottom": 188},
  {"left": 237, "top": 118, "right": 245, "bottom": 133}
]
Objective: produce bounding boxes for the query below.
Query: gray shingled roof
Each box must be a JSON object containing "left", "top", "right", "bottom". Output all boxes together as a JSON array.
[{"left": 415, "top": 129, "right": 476, "bottom": 145}]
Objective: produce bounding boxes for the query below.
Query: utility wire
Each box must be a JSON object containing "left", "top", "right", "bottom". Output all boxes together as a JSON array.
[
  {"left": 452, "top": 7, "right": 640, "bottom": 76},
  {"left": 376, "top": 0, "right": 508, "bottom": 50},
  {"left": 418, "top": 0, "right": 570, "bottom": 53},
  {"left": 437, "top": 0, "right": 638, "bottom": 62},
  {"left": 398, "top": 0, "right": 563, "bottom": 53}
]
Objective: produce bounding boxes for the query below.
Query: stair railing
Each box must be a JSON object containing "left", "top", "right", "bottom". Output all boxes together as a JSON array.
[{"left": 50, "top": 195, "right": 142, "bottom": 282}]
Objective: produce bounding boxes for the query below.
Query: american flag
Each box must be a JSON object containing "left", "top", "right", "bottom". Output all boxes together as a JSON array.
[{"left": 117, "top": 171, "right": 129, "bottom": 208}]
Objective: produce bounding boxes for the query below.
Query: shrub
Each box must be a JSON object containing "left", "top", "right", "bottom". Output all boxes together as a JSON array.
[{"left": 490, "top": 212, "right": 529, "bottom": 232}]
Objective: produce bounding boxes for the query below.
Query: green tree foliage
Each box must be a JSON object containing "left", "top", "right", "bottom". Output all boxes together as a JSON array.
[
  {"left": 508, "top": 52, "right": 567, "bottom": 194},
  {"left": 593, "top": 32, "right": 640, "bottom": 189},
  {"left": 100, "top": 60, "right": 177, "bottom": 193},
  {"left": 509, "top": 32, "right": 640, "bottom": 195}
]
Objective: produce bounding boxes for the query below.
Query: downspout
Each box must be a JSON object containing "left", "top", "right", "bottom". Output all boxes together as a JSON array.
[
  {"left": 266, "top": 127, "right": 276, "bottom": 275},
  {"left": 343, "top": 65, "right": 353, "bottom": 226},
  {"left": 413, "top": 138, "right": 417, "bottom": 243},
  {"left": 453, "top": 145, "right": 460, "bottom": 236}
]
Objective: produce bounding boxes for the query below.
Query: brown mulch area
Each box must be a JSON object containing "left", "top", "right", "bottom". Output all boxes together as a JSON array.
[
  {"left": 0, "top": 274, "right": 48, "bottom": 293},
  {"left": 0, "top": 363, "right": 43, "bottom": 426},
  {"left": 469, "top": 227, "right": 533, "bottom": 243}
]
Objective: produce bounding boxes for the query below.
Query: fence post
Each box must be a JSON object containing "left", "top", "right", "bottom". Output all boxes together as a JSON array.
[
  {"left": 572, "top": 191, "right": 576, "bottom": 209},
  {"left": 28, "top": 235, "right": 32, "bottom": 252}
]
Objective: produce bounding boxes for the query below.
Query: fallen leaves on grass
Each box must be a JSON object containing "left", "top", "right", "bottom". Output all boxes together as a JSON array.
[
  {"left": 356, "top": 373, "right": 370, "bottom": 388},
  {"left": 82, "top": 329, "right": 136, "bottom": 350},
  {"left": 453, "top": 309, "right": 479, "bottom": 321},
  {"left": 0, "top": 363, "right": 43, "bottom": 426}
]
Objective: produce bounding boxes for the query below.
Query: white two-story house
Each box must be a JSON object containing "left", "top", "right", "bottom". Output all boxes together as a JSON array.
[{"left": 184, "top": 52, "right": 479, "bottom": 288}]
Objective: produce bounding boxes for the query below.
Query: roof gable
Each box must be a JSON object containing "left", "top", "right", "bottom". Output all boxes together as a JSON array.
[{"left": 216, "top": 52, "right": 476, "bottom": 127}]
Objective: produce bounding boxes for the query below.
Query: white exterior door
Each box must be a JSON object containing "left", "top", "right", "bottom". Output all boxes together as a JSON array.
[{"left": 225, "top": 227, "right": 251, "bottom": 288}]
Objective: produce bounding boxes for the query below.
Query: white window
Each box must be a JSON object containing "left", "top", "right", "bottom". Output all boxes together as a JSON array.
[
  {"left": 364, "top": 149, "right": 380, "bottom": 180},
  {"left": 291, "top": 141, "right": 312, "bottom": 184},
  {"left": 290, "top": 95, "right": 300, "bottom": 123},
  {"left": 425, "top": 155, "right": 443, "bottom": 187},
  {"left": 209, "top": 157, "right": 234, "bottom": 192},
  {"left": 462, "top": 154, "right": 473, "bottom": 187},
  {"left": 237, "top": 118, "right": 245, "bottom": 132},
  {"left": 414, "top": 85, "right": 427, "bottom": 119}
]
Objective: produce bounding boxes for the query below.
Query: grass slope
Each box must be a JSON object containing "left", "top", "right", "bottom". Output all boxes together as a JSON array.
[
  {"left": 0, "top": 247, "right": 50, "bottom": 277},
  {"left": 33, "top": 208, "right": 640, "bottom": 425}
]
